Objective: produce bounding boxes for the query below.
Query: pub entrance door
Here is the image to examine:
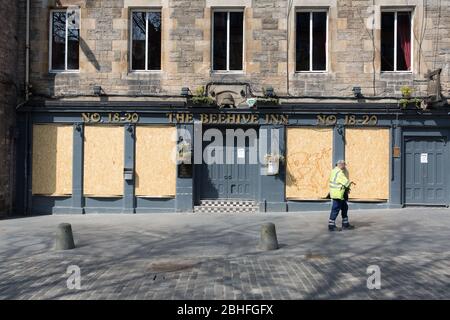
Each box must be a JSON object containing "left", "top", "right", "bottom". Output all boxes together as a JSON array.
[
  {"left": 404, "top": 136, "right": 448, "bottom": 206},
  {"left": 198, "top": 126, "right": 259, "bottom": 200}
]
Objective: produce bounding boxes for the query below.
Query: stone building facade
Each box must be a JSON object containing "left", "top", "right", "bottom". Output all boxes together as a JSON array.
[
  {"left": 0, "top": 0, "right": 19, "bottom": 216},
  {"left": 22, "top": 0, "right": 449, "bottom": 99},
  {"left": 12, "top": 0, "right": 450, "bottom": 215}
]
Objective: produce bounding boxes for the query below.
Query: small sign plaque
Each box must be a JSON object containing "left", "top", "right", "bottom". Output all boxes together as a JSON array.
[{"left": 420, "top": 153, "right": 428, "bottom": 164}]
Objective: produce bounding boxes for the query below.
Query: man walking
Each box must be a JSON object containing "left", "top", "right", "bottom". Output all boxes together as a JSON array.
[{"left": 328, "top": 160, "right": 355, "bottom": 231}]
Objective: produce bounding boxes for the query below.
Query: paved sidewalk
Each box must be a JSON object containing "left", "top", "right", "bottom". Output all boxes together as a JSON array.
[{"left": 0, "top": 208, "right": 449, "bottom": 299}]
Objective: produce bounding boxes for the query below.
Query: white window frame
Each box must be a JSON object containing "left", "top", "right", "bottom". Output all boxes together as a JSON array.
[
  {"left": 49, "top": 9, "right": 80, "bottom": 73},
  {"left": 380, "top": 8, "right": 414, "bottom": 73},
  {"left": 295, "top": 8, "right": 329, "bottom": 73},
  {"left": 211, "top": 8, "right": 245, "bottom": 73},
  {"left": 129, "top": 8, "right": 162, "bottom": 72}
]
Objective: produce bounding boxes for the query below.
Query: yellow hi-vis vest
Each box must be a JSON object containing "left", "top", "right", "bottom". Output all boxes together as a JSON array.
[{"left": 329, "top": 167, "right": 351, "bottom": 200}]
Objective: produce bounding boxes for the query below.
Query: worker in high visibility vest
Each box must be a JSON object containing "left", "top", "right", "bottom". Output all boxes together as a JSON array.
[{"left": 328, "top": 160, "right": 355, "bottom": 231}]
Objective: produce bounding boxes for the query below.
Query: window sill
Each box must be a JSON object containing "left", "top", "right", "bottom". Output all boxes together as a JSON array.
[
  {"left": 295, "top": 71, "right": 328, "bottom": 74},
  {"left": 49, "top": 70, "right": 80, "bottom": 74},
  {"left": 128, "top": 70, "right": 163, "bottom": 74},
  {"left": 380, "top": 71, "right": 413, "bottom": 74},
  {"left": 211, "top": 70, "right": 245, "bottom": 75}
]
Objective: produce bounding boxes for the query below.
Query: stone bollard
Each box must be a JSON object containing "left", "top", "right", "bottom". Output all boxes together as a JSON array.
[
  {"left": 55, "top": 223, "right": 75, "bottom": 250},
  {"left": 258, "top": 222, "right": 279, "bottom": 251}
]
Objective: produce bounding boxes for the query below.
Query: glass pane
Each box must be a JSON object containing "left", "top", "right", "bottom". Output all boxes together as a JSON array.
[
  {"left": 381, "top": 12, "right": 395, "bottom": 71},
  {"left": 397, "top": 12, "right": 411, "bottom": 71},
  {"left": 132, "top": 12, "right": 147, "bottom": 70},
  {"left": 67, "top": 11, "right": 79, "bottom": 70},
  {"left": 147, "top": 12, "right": 161, "bottom": 70},
  {"left": 213, "top": 12, "right": 227, "bottom": 70},
  {"left": 51, "top": 12, "right": 66, "bottom": 70},
  {"left": 229, "top": 12, "right": 243, "bottom": 70},
  {"left": 296, "top": 12, "right": 310, "bottom": 71},
  {"left": 312, "top": 12, "right": 327, "bottom": 71}
]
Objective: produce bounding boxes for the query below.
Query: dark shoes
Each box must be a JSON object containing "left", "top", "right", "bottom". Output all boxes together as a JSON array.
[
  {"left": 342, "top": 223, "right": 355, "bottom": 230},
  {"left": 328, "top": 225, "right": 340, "bottom": 232},
  {"left": 329, "top": 224, "right": 355, "bottom": 231}
]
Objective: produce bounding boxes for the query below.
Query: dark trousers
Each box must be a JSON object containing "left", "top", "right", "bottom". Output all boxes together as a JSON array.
[{"left": 329, "top": 199, "right": 348, "bottom": 224}]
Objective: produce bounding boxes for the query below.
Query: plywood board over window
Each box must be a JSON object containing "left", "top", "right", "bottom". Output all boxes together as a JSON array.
[
  {"left": 32, "top": 124, "right": 73, "bottom": 196},
  {"left": 345, "top": 128, "right": 390, "bottom": 201},
  {"left": 286, "top": 128, "right": 333, "bottom": 200},
  {"left": 83, "top": 126, "right": 124, "bottom": 197},
  {"left": 135, "top": 126, "right": 176, "bottom": 197}
]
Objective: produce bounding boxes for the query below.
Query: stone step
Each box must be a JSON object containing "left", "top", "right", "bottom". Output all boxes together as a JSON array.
[
  {"left": 195, "top": 199, "right": 259, "bottom": 213},
  {"left": 194, "top": 206, "right": 258, "bottom": 214},
  {"left": 199, "top": 199, "right": 256, "bottom": 206}
]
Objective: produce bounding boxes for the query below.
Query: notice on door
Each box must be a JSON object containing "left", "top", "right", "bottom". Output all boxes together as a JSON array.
[
  {"left": 420, "top": 153, "right": 428, "bottom": 163},
  {"left": 237, "top": 148, "right": 245, "bottom": 159}
]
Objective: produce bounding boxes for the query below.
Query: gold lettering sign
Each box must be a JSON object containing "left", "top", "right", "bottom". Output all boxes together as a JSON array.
[
  {"left": 167, "top": 113, "right": 289, "bottom": 125},
  {"left": 316, "top": 114, "right": 378, "bottom": 126},
  {"left": 265, "top": 114, "right": 288, "bottom": 124},
  {"left": 81, "top": 113, "right": 139, "bottom": 123}
]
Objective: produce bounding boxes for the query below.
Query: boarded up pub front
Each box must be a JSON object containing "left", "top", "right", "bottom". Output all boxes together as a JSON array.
[{"left": 16, "top": 97, "right": 450, "bottom": 214}]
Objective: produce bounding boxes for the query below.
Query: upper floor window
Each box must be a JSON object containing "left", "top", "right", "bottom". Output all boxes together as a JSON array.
[
  {"left": 131, "top": 10, "right": 162, "bottom": 71},
  {"left": 296, "top": 10, "right": 327, "bottom": 72},
  {"left": 50, "top": 9, "right": 80, "bottom": 71},
  {"left": 381, "top": 10, "right": 412, "bottom": 72},
  {"left": 212, "top": 10, "right": 244, "bottom": 71}
]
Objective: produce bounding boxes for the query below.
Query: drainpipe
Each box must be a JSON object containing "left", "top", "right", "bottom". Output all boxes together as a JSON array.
[
  {"left": 25, "top": 0, "right": 30, "bottom": 101},
  {"left": 286, "top": 0, "right": 293, "bottom": 96},
  {"left": 23, "top": 0, "right": 30, "bottom": 215}
]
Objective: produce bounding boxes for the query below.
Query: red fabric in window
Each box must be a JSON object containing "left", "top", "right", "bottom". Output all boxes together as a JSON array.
[{"left": 398, "top": 17, "right": 411, "bottom": 70}]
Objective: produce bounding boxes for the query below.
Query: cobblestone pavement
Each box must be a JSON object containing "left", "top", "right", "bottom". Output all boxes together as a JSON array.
[{"left": 0, "top": 208, "right": 450, "bottom": 299}]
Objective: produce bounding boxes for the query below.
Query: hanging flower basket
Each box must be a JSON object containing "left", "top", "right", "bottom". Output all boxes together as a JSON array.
[{"left": 263, "top": 154, "right": 285, "bottom": 175}]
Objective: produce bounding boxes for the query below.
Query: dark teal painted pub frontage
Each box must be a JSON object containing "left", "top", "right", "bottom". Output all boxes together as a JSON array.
[{"left": 15, "top": 100, "right": 450, "bottom": 215}]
